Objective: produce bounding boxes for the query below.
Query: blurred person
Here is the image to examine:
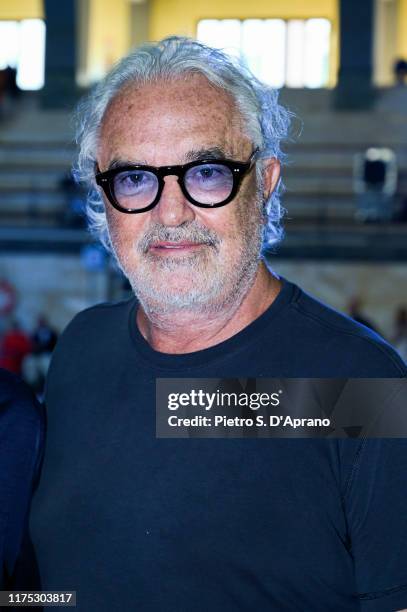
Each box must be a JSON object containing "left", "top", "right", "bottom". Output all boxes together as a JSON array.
[
  {"left": 27, "top": 38, "right": 407, "bottom": 612},
  {"left": 394, "top": 58, "right": 407, "bottom": 86},
  {"left": 31, "top": 316, "right": 58, "bottom": 355},
  {"left": 0, "top": 66, "right": 21, "bottom": 121},
  {"left": 0, "top": 368, "right": 44, "bottom": 590},
  {"left": 0, "top": 68, "right": 7, "bottom": 119},
  {"left": 23, "top": 316, "right": 58, "bottom": 397},
  {"left": 376, "top": 58, "right": 407, "bottom": 112},
  {"left": 0, "top": 320, "right": 32, "bottom": 376},
  {"left": 4, "top": 66, "right": 20, "bottom": 99}
]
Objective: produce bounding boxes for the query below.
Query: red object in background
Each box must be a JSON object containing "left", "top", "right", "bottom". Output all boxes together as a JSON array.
[{"left": 0, "top": 327, "right": 32, "bottom": 375}]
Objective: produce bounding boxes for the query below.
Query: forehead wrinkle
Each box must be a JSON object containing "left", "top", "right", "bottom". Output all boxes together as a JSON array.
[
  {"left": 102, "top": 75, "right": 234, "bottom": 124},
  {"left": 98, "top": 75, "right": 250, "bottom": 169}
]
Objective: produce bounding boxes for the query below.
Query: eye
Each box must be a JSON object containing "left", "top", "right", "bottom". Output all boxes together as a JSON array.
[
  {"left": 197, "top": 167, "right": 218, "bottom": 179},
  {"left": 184, "top": 163, "right": 234, "bottom": 203},
  {"left": 186, "top": 164, "right": 232, "bottom": 186},
  {"left": 197, "top": 165, "right": 229, "bottom": 180},
  {"left": 127, "top": 172, "right": 143, "bottom": 185},
  {"left": 114, "top": 170, "right": 157, "bottom": 196}
]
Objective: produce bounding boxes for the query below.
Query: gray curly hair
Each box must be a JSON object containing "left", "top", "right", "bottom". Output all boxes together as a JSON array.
[{"left": 74, "top": 36, "right": 293, "bottom": 253}]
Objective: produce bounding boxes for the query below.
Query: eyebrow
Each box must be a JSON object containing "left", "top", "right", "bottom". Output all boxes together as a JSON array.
[
  {"left": 106, "top": 157, "right": 147, "bottom": 171},
  {"left": 183, "top": 147, "right": 228, "bottom": 162},
  {"left": 103, "top": 147, "right": 229, "bottom": 172}
]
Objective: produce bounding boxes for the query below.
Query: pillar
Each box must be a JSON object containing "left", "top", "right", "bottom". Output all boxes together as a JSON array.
[{"left": 334, "top": 0, "right": 375, "bottom": 109}]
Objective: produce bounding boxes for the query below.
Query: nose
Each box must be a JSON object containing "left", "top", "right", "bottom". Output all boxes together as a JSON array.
[{"left": 152, "top": 175, "right": 195, "bottom": 227}]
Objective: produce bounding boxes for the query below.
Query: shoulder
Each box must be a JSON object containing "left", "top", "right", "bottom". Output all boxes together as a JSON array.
[
  {"left": 55, "top": 296, "right": 135, "bottom": 351},
  {"left": 46, "top": 297, "right": 136, "bottom": 390},
  {"left": 64, "top": 296, "right": 135, "bottom": 330},
  {"left": 280, "top": 281, "right": 407, "bottom": 377}
]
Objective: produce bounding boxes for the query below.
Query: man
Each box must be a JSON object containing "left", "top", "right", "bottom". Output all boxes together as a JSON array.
[{"left": 28, "top": 38, "right": 407, "bottom": 611}]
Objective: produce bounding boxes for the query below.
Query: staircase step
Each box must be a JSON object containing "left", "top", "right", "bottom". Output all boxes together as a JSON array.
[{"left": 0, "top": 173, "right": 75, "bottom": 190}]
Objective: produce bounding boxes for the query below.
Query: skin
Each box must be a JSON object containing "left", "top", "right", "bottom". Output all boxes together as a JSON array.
[{"left": 97, "top": 73, "right": 281, "bottom": 354}]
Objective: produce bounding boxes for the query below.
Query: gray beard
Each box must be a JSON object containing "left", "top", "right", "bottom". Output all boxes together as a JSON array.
[
  {"left": 111, "top": 213, "right": 265, "bottom": 318},
  {"left": 133, "top": 250, "right": 261, "bottom": 318}
]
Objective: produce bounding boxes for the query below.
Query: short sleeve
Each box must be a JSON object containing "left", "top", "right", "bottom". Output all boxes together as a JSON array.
[{"left": 344, "top": 438, "right": 407, "bottom": 611}]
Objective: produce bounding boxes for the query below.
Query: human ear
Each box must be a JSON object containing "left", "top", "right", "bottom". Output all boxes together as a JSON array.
[{"left": 262, "top": 158, "right": 281, "bottom": 200}]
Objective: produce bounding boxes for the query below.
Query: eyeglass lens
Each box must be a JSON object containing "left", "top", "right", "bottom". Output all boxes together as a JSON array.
[
  {"left": 114, "top": 170, "right": 159, "bottom": 210},
  {"left": 113, "top": 163, "right": 235, "bottom": 210}
]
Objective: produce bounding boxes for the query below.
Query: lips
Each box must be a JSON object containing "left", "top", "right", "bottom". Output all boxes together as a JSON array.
[{"left": 149, "top": 241, "right": 203, "bottom": 250}]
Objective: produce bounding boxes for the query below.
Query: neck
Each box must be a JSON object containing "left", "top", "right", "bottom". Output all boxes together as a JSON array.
[{"left": 136, "top": 262, "right": 281, "bottom": 354}]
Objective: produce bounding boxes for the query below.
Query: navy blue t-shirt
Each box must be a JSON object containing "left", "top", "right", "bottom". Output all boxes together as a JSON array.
[
  {"left": 0, "top": 369, "right": 43, "bottom": 588},
  {"left": 29, "top": 279, "right": 407, "bottom": 611}
]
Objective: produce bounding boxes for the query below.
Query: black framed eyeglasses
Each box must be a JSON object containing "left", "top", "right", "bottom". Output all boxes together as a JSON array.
[{"left": 95, "top": 148, "right": 259, "bottom": 214}]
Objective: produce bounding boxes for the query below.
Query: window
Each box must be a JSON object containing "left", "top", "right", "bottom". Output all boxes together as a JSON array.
[
  {"left": 197, "top": 18, "right": 331, "bottom": 88},
  {"left": 0, "top": 19, "right": 46, "bottom": 90}
]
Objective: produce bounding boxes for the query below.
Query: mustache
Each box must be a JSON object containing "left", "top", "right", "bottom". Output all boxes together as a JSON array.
[{"left": 137, "top": 222, "right": 221, "bottom": 253}]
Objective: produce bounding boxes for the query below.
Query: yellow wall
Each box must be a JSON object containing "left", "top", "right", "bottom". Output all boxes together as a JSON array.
[
  {"left": 149, "top": 0, "right": 339, "bottom": 86},
  {"left": 4, "top": 0, "right": 405, "bottom": 90},
  {"left": 150, "top": 0, "right": 337, "bottom": 37},
  {"left": 1, "top": 0, "right": 345, "bottom": 88},
  {"left": 0, "top": 0, "right": 43, "bottom": 19},
  {"left": 86, "top": 0, "right": 131, "bottom": 83},
  {"left": 397, "top": 0, "right": 407, "bottom": 59}
]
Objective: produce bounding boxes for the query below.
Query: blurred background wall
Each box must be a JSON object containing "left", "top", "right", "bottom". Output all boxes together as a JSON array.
[{"left": 0, "top": 0, "right": 406, "bottom": 390}]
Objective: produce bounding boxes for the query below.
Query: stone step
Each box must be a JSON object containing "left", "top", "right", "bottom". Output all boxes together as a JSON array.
[
  {"left": 284, "top": 166, "right": 352, "bottom": 179},
  {"left": 0, "top": 173, "right": 75, "bottom": 190},
  {"left": 0, "top": 191, "right": 66, "bottom": 209},
  {"left": 283, "top": 113, "right": 407, "bottom": 146},
  {"left": 0, "top": 215, "right": 66, "bottom": 227},
  {"left": 285, "top": 151, "right": 407, "bottom": 172},
  {"left": 284, "top": 177, "right": 353, "bottom": 195},
  {"left": 0, "top": 150, "right": 74, "bottom": 168},
  {"left": 284, "top": 198, "right": 356, "bottom": 220}
]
